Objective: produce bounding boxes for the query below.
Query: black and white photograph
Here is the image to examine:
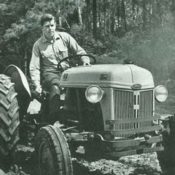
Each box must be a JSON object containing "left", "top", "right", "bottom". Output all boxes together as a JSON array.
[{"left": 0, "top": 0, "right": 175, "bottom": 175}]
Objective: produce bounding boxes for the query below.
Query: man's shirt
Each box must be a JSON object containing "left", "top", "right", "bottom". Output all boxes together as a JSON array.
[{"left": 30, "top": 31, "right": 88, "bottom": 91}]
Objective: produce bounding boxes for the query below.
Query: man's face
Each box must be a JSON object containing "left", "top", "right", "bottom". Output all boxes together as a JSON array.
[{"left": 42, "top": 19, "right": 56, "bottom": 40}]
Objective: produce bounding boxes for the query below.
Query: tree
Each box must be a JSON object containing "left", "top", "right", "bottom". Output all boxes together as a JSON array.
[{"left": 92, "top": 0, "right": 97, "bottom": 38}]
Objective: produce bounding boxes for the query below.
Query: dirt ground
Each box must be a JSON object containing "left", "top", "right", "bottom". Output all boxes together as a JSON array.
[
  {"left": 1, "top": 151, "right": 162, "bottom": 175},
  {"left": 75, "top": 152, "right": 162, "bottom": 175}
]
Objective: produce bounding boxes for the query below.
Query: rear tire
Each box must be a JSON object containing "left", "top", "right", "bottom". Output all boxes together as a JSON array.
[
  {"left": 35, "top": 122, "right": 73, "bottom": 175},
  {"left": 0, "top": 75, "right": 20, "bottom": 167}
]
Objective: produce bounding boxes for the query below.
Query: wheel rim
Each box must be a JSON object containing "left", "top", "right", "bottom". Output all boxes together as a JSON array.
[{"left": 38, "top": 141, "right": 56, "bottom": 175}]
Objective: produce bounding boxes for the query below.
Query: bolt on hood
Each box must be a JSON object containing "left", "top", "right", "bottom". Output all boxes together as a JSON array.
[{"left": 60, "top": 64, "right": 154, "bottom": 89}]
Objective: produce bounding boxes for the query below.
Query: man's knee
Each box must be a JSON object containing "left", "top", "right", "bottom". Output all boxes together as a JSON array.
[{"left": 50, "top": 84, "right": 60, "bottom": 95}]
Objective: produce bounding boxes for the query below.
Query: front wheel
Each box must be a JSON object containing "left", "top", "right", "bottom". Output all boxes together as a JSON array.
[{"left": 35, "top": 122, "right": 73, "bottom": 175}]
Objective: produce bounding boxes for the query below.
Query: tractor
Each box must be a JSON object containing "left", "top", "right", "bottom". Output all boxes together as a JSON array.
[{"left": 0, "top": 55, "right": 174, "bottom": 175}]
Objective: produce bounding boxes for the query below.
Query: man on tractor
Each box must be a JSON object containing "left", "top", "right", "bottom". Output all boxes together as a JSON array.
[{"left": 29, "top": 13, "right": 90, "bottom": 120}]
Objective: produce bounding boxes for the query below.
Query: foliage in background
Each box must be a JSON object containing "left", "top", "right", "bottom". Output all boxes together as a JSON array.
[{"left": 0, "top": 0, "right": 175, "bottom": 85}]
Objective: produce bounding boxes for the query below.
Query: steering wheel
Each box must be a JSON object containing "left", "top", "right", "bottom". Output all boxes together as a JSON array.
[{"left": 57, "top": 54, "right": 96, "bottom": 71}]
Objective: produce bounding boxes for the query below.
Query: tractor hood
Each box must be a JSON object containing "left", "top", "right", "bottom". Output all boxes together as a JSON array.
[{"left": 60, "top": 64, "right": 154, "bottom": 89}]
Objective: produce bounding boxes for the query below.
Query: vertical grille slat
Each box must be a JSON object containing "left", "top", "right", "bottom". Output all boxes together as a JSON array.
[
  {"left": 139, "top": 91, "right": 153, "bottom": 127},
  {"left": 114, "top": 89, "right": 153, "bottom": 137},
  {"left": 115, "top": 90, "right": 134, "bottom": 119}
]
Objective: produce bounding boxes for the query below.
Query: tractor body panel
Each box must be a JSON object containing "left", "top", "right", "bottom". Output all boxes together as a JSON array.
[{"left": 60, "top": 64, "right": 154, "bottom": 89}]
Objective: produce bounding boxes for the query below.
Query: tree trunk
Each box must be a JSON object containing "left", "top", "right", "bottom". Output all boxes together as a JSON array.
[
  {"left": 121, "top": 0, "right": 127, "bottom": 33},
  {"left": 77, "top": 0, "right": 83, "bottom": 25},
  {"left": 111, "top": 14, "right": 115, "bottom": 34},
  {"left": 142, "top": 0, "right": 146, "bottom": 30},
  {"left": 98, "top": 1, "right": 102, "bottom": 29},
  {"left": 78, "top": 7, "right": 83, "bottom": 25},
  {"left": 24, "top": 48, "right": 28, "bottom": 75},
  {"left": 116, "top": 0, "right": 120, "bottom": 36},
  {"left": 171, "top": 0, "right": 175, "bottom": 27},
  {"left": 110, "top": 1, "right": 116, "bottom": 34},
  {"left": 103, "top": 0, "right": 107, "bottom": 35},
  {"left": 85, "top": 0, "right": 91, "bottom": 31},
  {"left": 93, "top": 0, "right": 97, "bottom": 39},
  {"left": 58, "top": 16, "right": 62, "bottom": 27}
]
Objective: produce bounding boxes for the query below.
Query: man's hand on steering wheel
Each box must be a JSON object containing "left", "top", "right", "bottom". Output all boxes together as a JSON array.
[
  {"left": 60, "top": 61, "right": 70, "bottom": 70},
  {"left": 81, "top": 55, "right": 91, "bottom": 66},
  {"left": 83, "top": 62, "right": 90, "bottom": 66},
  {"left": 57, "top": 54, "right": 96, "bottom": 72}
]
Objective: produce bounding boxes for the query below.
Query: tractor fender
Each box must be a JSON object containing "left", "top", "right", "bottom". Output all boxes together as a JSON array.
[{"left": 4, "top": 65, "right": 31, "bottom": 114}]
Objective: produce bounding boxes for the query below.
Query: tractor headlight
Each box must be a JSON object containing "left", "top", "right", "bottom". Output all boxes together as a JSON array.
[
  {"left": 85, "top": 85, "right": 104, "bottom": 103},
  {"left": 154, "top": 85, "right": 168, "bottom": 102}
]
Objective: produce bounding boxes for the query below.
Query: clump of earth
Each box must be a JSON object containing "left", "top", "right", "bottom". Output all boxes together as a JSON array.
[{"left": 74, "top": 152, "right": 162, "bottom": 175}]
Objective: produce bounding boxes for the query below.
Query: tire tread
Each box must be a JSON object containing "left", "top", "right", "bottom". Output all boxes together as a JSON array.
[
  {"left": 0, "top": 74, "right": 20, "bottom": 158},
  {"left": 35, "top": 124, "right": 73, "bottom": 175}
]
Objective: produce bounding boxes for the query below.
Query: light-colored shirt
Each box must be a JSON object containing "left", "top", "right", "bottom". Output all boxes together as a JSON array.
[{"left": 30, "top": 31, "right": 89, "bottom": 91}]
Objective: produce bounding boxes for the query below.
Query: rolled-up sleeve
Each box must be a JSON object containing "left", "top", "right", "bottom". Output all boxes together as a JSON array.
[
  {"left": 62, "top": 32, "right": 90, "bottom": 64},
  {"left": 29, "top": 41, "right": 41, "bottom": 92}
]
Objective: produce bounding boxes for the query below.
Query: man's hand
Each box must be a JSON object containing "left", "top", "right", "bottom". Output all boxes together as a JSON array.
[
  {"left": 60, "top": 61, "right": 70, "bottom": 70},
  {"left": 81, "top": 56, "right": 90, "bottom": 66},
  {"left": 83, "top": 62, "right": 90, "bottom": 66}
]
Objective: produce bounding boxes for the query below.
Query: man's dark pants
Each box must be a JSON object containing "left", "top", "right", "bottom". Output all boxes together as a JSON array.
[{"left": 42, "top": 72, "right": 61, "bottom": 121}]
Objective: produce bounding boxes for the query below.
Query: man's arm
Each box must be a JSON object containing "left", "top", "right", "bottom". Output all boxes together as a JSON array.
[
  {"left": 60, "top": 32, "right": 90, "bottom": 65},
  {"left": 29, "top": 41, "right": 42, "bottom": 93}
]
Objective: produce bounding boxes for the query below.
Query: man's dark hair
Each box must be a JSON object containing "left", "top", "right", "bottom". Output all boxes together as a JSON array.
[{"left": 40, "top": 13, "right": 55, "bottom": 26}]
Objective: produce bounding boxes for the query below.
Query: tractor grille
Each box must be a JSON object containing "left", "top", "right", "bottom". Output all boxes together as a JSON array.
[
  {"left": 113, "top": 89, "right": 156, "bottom": 136},
  {"left": 114, "top": 90, "right": 134, "bottom": 119}
]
